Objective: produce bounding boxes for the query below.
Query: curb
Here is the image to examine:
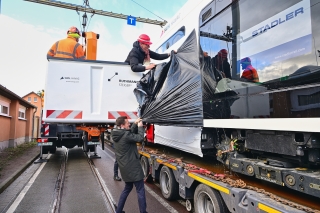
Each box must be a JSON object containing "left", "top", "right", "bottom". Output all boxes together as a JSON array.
[{"left": 0, "top": 153, "right": 40, "bottom": 194}]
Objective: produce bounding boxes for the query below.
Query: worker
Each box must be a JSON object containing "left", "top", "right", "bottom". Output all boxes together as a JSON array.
[
  {"left": 212, "top": 49, "right": 231, "bottom": 80},
  {"left": 111, "top": 116, "right": 147, "bottom": 213},
  {"left": 240, "top": 57, "right": 259, "bottom": 82},
  {"left": 125, "top": 34, "right": 176, "bottom": 72},
  {"left": 47, "top": 26, "right": 85, "bottom": 59}
]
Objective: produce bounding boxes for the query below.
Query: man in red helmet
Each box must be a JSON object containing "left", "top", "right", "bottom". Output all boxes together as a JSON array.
[
  {"left": 240, "top": 57, "right": 259, "bottom": 82},
  {"left": 47, "top": 26, "right": 85, "bottom": 59},
  {"left": 212, "top": 49, "right": 231, "bottom": 81},
  {"left": 125, "top": 34, "right": 175, "bottom": 72}
]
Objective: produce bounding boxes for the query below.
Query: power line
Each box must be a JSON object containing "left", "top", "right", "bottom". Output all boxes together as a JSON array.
[{"left": 131, "top": 0, "right": 166, "bottom": 22}]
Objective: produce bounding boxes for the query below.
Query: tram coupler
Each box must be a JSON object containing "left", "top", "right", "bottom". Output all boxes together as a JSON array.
[{"left": 34, "top": 146, "right": 49, "bottom": 164}]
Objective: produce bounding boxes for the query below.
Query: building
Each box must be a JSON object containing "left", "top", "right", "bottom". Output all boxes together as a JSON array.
[
  {"left": 0, "top": 84, "right": 37, "bottom": 150},
  {"left": 22, "top": 91, "right": 43, "bottom": 140},
  {"left": 22, "top": 92, "right": 42, "bottom": 118}
]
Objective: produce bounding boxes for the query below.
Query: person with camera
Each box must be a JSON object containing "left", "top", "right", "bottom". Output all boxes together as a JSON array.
[{"left": 111, "top": 116, "right": 147, "bottom": 213}]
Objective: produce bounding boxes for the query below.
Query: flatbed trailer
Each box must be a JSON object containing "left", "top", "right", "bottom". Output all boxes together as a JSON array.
[{"left": 138, "top": 148, "right": 320, "bottom": 213}]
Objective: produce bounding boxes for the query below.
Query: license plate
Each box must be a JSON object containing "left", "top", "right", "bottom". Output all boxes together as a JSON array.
[
  {"left": 87, "top": 142, "right": 100, "bottom": 145},
  {"left": 37, "top": 142, "right": 53, "bottom": 146}
]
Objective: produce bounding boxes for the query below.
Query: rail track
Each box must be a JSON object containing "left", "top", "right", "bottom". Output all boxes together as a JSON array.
[{"left": 49, "top": 148, "right": 116, "bottom": 213}]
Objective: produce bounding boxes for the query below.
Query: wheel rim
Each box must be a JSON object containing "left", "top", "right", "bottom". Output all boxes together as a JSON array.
[
  {"left": 161, "top": 170, "right": 170, "bottom": 194},
  {"left": 197, "top": 191, "right": 215, "bottom": 213}
]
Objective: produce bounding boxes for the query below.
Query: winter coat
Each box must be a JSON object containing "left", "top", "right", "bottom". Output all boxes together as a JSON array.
[
  {"left": 212, "top": 55, "right": 231, "bottom": 81},
  {"left": 125, "top": 41, "right": 169, "bottom": 72},
  {"left": 111, "top": 123, "right": 144, "bottom": 182}
]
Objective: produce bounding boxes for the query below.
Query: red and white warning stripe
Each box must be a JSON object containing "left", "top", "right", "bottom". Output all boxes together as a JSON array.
[
  {"left": 46, "top": 110, "right": 82, "bottom": 119},
  {"left": 108, "top": 111, "right": 138, "bottom": 119},
  {"left": 44, "top": 124, "right": 49, "bottom": 136}
]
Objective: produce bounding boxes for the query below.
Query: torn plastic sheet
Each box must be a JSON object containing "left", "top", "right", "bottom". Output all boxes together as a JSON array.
[
  {"left": 134, "top": 29, "right": 239, "bottom": 126},
  {"left": 134, "top": 30, "right": 203, "bottom": 127}
]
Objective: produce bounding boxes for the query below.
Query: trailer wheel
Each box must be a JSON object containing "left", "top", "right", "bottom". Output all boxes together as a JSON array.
[
  {"left": 194, "top": 184, "right": 227, "bottom": 213},
  {"left": 160, "top": 166, "right": 179, "bottom": 200},
  {"left": 140, "top": 156, "right": 152, "bottom": 182}
]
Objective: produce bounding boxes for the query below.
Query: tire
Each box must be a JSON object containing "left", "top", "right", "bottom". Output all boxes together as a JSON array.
[
  {"left": 194, "top": 184, "right": 228, "bottom": 213},
  {"left": 159, "top": 166, "right": 179, "bottom": 200},
  {"left": 83, "top": 133, "right": 89, "bottom": 152},
  {"left": 140, "top": 156, "right": 152, "bottom": 182}
]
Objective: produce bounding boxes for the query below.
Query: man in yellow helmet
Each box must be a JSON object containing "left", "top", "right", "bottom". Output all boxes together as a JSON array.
[{"left": 47, "top": 26, "right": 85, "bottom": 59}]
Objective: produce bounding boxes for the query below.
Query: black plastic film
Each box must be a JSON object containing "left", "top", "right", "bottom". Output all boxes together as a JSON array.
[{"left": 134, "top": 30, "right": 203, "bottom": 126}]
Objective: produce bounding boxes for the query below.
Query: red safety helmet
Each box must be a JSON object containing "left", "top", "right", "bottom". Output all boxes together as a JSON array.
[
  {"left": 218, "top": 49, "right": 228, "bottom": 59},
  {"left": 138, "top": 34, "right": 152, "bottom": 45},
  {"left": 67, "top": 26, "right": 81, "bottom": 36}
]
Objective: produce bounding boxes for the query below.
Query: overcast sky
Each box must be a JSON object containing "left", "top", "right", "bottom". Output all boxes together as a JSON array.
[{"left": 0, "top": 0, "right": 188, "bottom": 96}]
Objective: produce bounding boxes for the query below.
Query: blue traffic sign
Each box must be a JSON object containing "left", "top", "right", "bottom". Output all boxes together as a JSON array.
[{"left": 127, "top": 16, "right": 136, "bottom": 26}]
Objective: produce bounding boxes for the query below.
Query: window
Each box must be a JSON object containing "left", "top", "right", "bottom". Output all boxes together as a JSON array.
[
  {"left": 0, "top": 105, "right": 9, "bottom": 115},
  {"left": 0, "top": 99, "right": 10, "bottom": 116},
  {"left": 34, "top": 97, "right": 38, "bottom": 102},
  {"left": 28, "top": 97, "right": 31, "bottom": 102},
  {"left": 156, "top": 26, "right": 185, "bottom": 53},
  {"left": 199, "top": 0, "right": 315, "bottom": 83},
  {"left": 18, "top": 106, "right": 26, "bottom": 119},
  {"left": 298, "top": 91, "right": 320, "bottom": 106},
  {"left": 19, "top": 111, "right": 25, "bottom": 119}
]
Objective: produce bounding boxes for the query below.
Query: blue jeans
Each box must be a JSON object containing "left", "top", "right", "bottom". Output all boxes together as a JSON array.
[
  {"left": 114, "top": 160, "right": 119, "bottom": 177},
  {"left": 116, "top": 179, "right": 147, "bottom": 213}
]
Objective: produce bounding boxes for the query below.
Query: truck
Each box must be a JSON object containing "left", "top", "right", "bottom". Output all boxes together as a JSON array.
[
  {"left": 37, "top": 0, "right": 320, "bottom": 212},
  {"left": 36, "top": 31, "right": 144, "bottom": 159}
]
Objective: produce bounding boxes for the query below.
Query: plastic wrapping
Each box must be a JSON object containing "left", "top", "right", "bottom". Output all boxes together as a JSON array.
[
  {"left": 134, "top": 30, "right": 204, "bottom": 126},
  {"left": 134, "top": 29, "right": 240, "bottom": 126}
]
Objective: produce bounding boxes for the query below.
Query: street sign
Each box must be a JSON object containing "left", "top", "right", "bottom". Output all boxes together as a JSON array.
[{"left": 127, "top": 16, "right": 136, "bottom": 26}]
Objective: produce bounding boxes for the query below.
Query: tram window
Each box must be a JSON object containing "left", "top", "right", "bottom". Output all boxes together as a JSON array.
[
  {"left": 166, "top": 42, "right": 170, "bottom": 50},
  {"left": 156, "top": 26, "right": 185, "bottom": 53},
  {"left": 172, "top": 31, "right": 184, "bottom": 44},
  {"left": 200, "top": 0, "right": 318, "bottom": 83}
]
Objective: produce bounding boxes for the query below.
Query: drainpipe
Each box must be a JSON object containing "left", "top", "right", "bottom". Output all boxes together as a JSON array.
[{"left": 32, "top": 107, "right": 37, "bottom": 142}]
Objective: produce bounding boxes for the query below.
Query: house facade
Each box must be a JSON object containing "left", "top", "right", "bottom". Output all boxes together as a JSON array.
[
  {"left": 22, "top": 91, "right": 43, "bottom": 140},
  {"left": 0, "top": 85, "right": 37, "bottom": 150},
  {"left": 22, "top": 92, "right": 42, "bottom": 117}
]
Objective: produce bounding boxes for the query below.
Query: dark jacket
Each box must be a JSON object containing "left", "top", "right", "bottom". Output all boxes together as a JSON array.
[
  {"left": 111, "top": 123, "right": 144, "bottom": 182},
  {"left": 212, "top": 55, "right": 231, "bottom": 81},
  {"left": 125, "top": 41, "right": 169, "bottom": 72}
]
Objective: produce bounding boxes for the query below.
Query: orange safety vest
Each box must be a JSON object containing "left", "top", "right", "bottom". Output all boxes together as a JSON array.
[
  {"left": 241, "top": 65, "right": 259, "bottom": 82},
  {"left": 47, "top": 36, "right": 85, "bottom": 59}
]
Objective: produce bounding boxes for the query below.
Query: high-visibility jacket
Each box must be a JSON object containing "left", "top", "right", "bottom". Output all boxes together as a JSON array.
[
  {"left": 241, "top": 65, "right": 259, "bottom": 82},
  {"left": 47, "top": 36, "right": 85, "bottom": 59}
]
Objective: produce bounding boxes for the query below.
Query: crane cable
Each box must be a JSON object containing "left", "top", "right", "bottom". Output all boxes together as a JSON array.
[{"left": 130, "top": 0, "right": 166, "bottom": 22}]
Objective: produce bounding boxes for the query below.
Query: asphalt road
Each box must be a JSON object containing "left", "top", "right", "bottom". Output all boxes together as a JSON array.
[{"left": 0, "top": 144, "right": 190, "bottom": 213}]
